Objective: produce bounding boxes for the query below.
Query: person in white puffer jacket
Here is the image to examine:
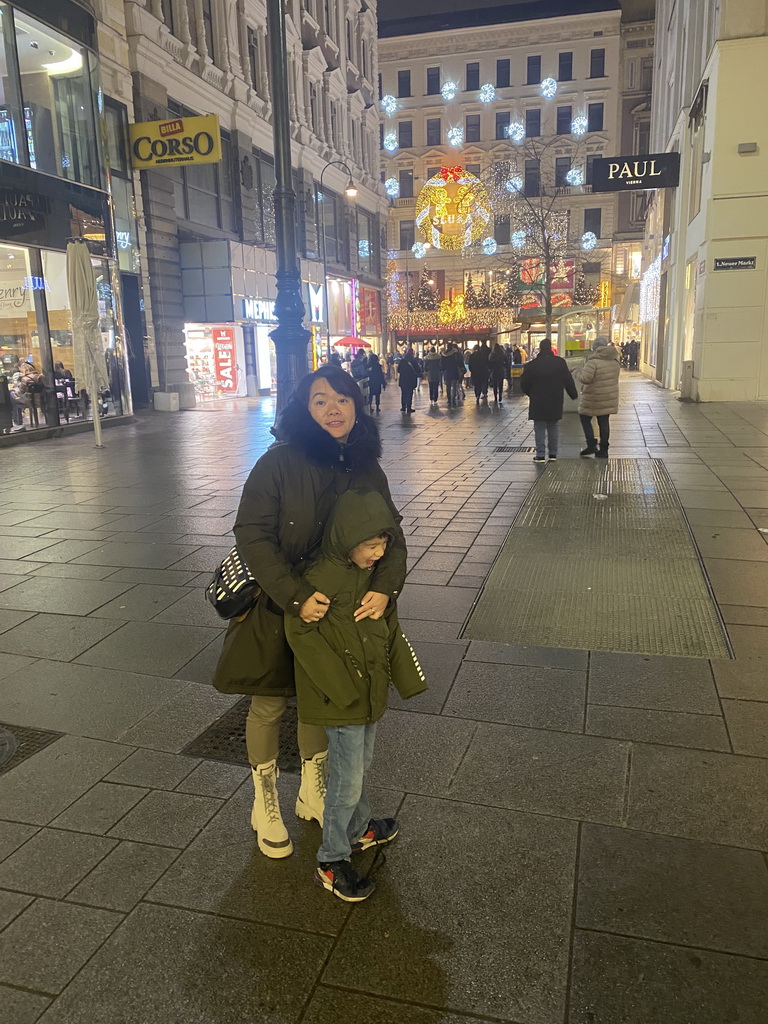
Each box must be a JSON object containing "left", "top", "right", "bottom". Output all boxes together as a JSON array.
[{"left": 576, "top": 337, "right": 621, "bottom": 458}]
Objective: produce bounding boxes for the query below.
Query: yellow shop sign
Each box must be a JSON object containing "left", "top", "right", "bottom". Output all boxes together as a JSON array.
[{"left": 128, "top": 115, "right": 222, "bottom": 168}]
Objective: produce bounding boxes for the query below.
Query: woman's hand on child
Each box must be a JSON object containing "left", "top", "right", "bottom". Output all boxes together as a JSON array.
[
  {"left": 354, "top": 591, "right": 389, "bottom": 622},
  {"left": 299, "top": 592, "right": 331, "bottom": 623}
]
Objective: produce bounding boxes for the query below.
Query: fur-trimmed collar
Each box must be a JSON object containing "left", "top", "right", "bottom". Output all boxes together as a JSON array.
[{"left": 272, "top": 400, "right": 382, "bottom": 471}]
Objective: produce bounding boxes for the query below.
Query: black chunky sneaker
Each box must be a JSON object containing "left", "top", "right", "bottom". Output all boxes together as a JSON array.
[
  {"left": 314, "top": 860, "right": 375, "bottom": 902},
  {"left": 351, "top": 818, "right": 400, "bottom": 853}
]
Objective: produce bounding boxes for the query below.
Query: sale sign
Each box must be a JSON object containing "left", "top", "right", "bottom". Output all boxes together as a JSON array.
[{"left": 212, "top": 326, "right": 236, "bottom": 394}]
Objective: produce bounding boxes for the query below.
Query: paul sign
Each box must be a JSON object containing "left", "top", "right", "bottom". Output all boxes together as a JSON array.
[
  {"left": 591, "top": 153, "right": 681, "bottom": 192},
  {"left": 129, "top": 115, "right": 222, "bottom": 169}
]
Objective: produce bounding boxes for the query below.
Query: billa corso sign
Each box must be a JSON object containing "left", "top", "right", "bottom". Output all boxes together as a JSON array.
[
  {"left": 128, "top": 115, "right": 222, "bottom": 169},
  {"left": 591, "top": 153, "right": 681, "bottom": 192}
]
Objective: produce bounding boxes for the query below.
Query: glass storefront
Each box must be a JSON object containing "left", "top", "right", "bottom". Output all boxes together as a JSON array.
[{"left": 184, "top": 323, "right": 247, "bottom": 402}]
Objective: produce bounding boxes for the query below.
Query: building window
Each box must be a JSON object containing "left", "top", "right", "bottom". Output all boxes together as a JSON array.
[
  {"left": 202, "top": 0, "right": 215, "bottom": 61},
  {"left": 324, "top": 0, "right": 334, "bottom": 39},
  {"left": 357, "top": 210, "right": 374, "bottom": 272},
  {"left": 104, "top": 98, "right": 129, "bottom": 178},
  {"left": 524, "top": 159, "right": 540, "bottom": 197},
  {"left": 495, "top": 111, "right": 510, "bottom": 140},
  {"left": 555, "top": 156, "right": 572, "bottom": 187},
  {"left": 317, "top": 187, "right": 340, "bottom": 263},
  {"left": 590, "top": 48, "right": 606, "bottom": 78},
  {"left": 346, "top": 19, "right": 353, "bottom": 58},
  {"left": 427, "top": 165, "right": 440, "bottom": 179},
  {"left": 588, "top": 103, "right": 604, "bottom": 131},
  {"left": 465, "top": 114, "right": 481, "bottom": 142},
  {"left": 466, "top": 62, "right": 480, "bottom": 91},
  {"left": 426, "top": 118, "right": 441, "bottom": 146},
  {"left": 586, "top": 154, "right": 598, "bottom": 185},
  {"left": 496, "top": 58, "right": 510, "bottom": 88},
  {"left": 398, "top": 121, "right": 413, "bottom": 148},
  {"left": 556, "top": 105, "right": 572, "bottom": 135},
  {"left": 399, "top": 219, "right": 415, "bottom": 251},
  {"left": 584, "top": 208, "right": 602, "bottom": 237},
  {"left": 640, "top": 57, "right": 653, "bottom": 91},
  {"left": 379, "top": 123, "right": 384, "bottom": 149},
  {"left": 399, "top": 168, "right": 414, "bottom": 198},
  {"left": 378, "top": 73, "right": 382, "bottom": 99},
  {"left": 426, "top": 67, "right": 440, "bottom": 95},
  {"left": 397, "top": 70, "right": 411, "bottom": 97},
  {"left": 494, "top": 215, "right": 510, "bottom": 245},
  {"left": 466, "top": 163, "right": 481, "bottom": 176},
  {"left": 309, "top": 83, "right": 319, "bottom": 135},
  {"left": 527, "top": 55, "right": 541, "bottom": 85},
  {"left": 247, "top": 27, "right": 260, "bottom": 91},
  {"left": 525, "top": 108, "right": 541, "bottom": 137},
  {"left": 558, "top": 51, "right": 573, "bottom": 81},
  {"left": 161, "top": 0, "right": 175, "bottom": 33}
]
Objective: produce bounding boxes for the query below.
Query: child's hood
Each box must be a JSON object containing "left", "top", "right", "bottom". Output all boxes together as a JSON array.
[{"left": 321, "top": 488, "right": 397, "bottom": 561}]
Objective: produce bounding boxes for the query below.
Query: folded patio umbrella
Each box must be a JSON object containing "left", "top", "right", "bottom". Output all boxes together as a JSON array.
[{"left": 66, "top": 238, "right": 109, "bottom": 447}]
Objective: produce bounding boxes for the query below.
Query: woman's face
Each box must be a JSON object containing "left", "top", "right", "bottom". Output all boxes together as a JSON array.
[{"left": 308, "top": 378, "right": 356, "bottom": 443}]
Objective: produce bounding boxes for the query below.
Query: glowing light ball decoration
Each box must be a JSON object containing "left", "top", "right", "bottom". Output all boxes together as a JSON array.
[
  {"left": 411, "top": 241, "right": 428, "bottom": 259},
  {"left": 383, "top": 132, "right": 398, "bottom": 152},
  {"left": 415, "top": 166, "right": 492, "bottom": 252},
  {"left": 511, "top": 230, "right": 527, "bottom": 249},
  {"left": 482, "top": 236, "right": 498, "bottom": 255},
  {"left": 479, "top": 83, "right": 497, "bottom": 103},
  {"left": 381, "top": 95, "right": 397, "bottom": 114},
  {"left": 565, "top": 167, "right": 584, "bottom": 186},
  {"left": 384, "top": 177, "right": 400, "bottom": 198},
  {"left": 447, "top": 125, "right": 464, "bottom": 147},
  {"left": 506, "top": 121, "right": 526, "bottom": 143},
  {"left": 571, "top": 116, "right": 588, "bottom": 136},
  {"left": 581, "top": 231, "right": 598, "bottom": 250},
  {"left": 441, "top": 81, "right": 458, "bottom": 101},
  {"left": 358, "top": 239, "right": 370, "bottom": 259},
  {"left": 505, "top": 175, "right": 523, "bottom": 193},
  {"left": 541, "top": 77, "right": 558, "bottom": 98}
]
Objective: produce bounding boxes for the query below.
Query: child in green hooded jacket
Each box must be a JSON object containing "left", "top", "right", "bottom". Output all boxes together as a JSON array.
[{"left": 284, "top": 487, "right": 427, "bottom": 902}]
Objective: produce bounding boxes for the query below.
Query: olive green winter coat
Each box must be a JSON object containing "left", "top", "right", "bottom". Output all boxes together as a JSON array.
[
  {"left": 285, "top": 488, "right": 427, "bottom": 726},
  {"left": 212, "top": 403, "right": 406, "bottom": 698}
]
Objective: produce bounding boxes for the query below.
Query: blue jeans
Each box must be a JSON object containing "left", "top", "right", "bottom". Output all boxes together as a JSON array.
[
  {"left": 534, "top": 419, "right": 559, "bottom": 457},
  {"left": 317, "top": 723, "right": 377, "bottom": 863}
]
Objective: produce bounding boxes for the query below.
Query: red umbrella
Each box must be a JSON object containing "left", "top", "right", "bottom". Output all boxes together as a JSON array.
[{"left": 333, "top": 336, "right": 371, "bottom": 348}]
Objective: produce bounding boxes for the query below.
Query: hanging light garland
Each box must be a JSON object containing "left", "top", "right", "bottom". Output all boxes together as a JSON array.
[
  {"left": 581, "top": 231, "right": 598, "bottom": 250},
  {"left": 447, "top": 125, "right": 464, "bottom": 147},
  {"left": 383, "top": 132, "right": 398, "bottom": 152},
  {"left": 380, "top": 95, "right": 397, "bottom": 115},
  {"left": 566, "top": 167, "right": 585, "bottom": 186},
  {"left": 505, "top": 174, "right": 523, "bottom": 193},
  {"left": 571, "top": 116, "right": 588, "bottom": 136},
  {"left": 411, "top": 241, "right": 428, "bottom": 259},
  {"left": 384, "top": 177, "right": 400, "bottom": 197},
  {"left": 541, "top": 77, "right": 558, "bottom": 99},
  {"left": 479, "top": 83, "right": 497, "bottom": 103},
  {"left": 482, "top": 236, "right": 498, "bottom": 255},
  {"left": 511, "top": 230, "right": 527, "bottom": 249},
  {"left": 441, "top": 80, "right": 459, "bottom": 101},
  {"left": 506, "top": 121, "right": 526, "bottom": 143}
]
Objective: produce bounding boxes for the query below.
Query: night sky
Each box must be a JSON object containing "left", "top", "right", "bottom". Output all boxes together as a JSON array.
[{"left": 378, "top": 0, "right": 621, "bottom": 23}]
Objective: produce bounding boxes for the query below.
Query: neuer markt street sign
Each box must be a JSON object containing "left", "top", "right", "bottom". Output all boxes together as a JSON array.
[{"left": 591, "top": 153, "right": 681, "bottom": 192}]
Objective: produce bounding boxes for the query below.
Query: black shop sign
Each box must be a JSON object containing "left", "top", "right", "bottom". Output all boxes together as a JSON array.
[
  {"left": 713, "top": 257, "right": 757, "bottom": 271},
  {"left": 591, "top": 153, "right": 681, "bottom": 192}
]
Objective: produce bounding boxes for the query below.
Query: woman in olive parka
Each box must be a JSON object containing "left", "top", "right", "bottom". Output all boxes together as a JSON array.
[{"left": 213, "top": 365, "right": 407, "bottom": 859}]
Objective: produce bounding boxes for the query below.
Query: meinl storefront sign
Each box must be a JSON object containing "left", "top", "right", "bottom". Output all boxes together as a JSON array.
[
  {"left": 591, "top": 153, "right": 681, "bottom": 192},
  {"left": 713, "top": 257, "right": 757, "bottom": 271}
]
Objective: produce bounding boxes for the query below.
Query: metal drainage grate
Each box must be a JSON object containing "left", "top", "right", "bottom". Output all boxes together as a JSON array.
[
  {"left": 182, "top": 698, "right": 301, "bottom": 774},
  {"left": 0, "top": 723, "right": 63, "bottom": 775},
  {"left": 493, "top": 446, "right": 535, "bottom": 453}
]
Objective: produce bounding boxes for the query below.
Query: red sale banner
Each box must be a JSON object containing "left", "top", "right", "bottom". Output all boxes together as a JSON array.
[{"left": 212, "top": 326, "right": 236, "bottom": 393}]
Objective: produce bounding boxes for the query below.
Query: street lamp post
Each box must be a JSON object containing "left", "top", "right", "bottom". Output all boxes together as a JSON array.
[
  {"left": 266, "top": 0, "right": 311, "bottom": 410},
  {"left": 318, "top": 160, "right": 357, "bottom": 362}
]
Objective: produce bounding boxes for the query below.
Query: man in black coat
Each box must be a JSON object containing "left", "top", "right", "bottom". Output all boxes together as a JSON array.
[{"left": 520, "top": 338, "right": 578, "bottom": 463}]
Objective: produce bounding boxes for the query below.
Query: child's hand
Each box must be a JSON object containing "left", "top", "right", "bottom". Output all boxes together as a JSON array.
[
  {"left": 354, "top": 591, "right": 389, "bottom": 621},
  {"left": 299, "top": 592, "right": 331, "bottom": 623}
]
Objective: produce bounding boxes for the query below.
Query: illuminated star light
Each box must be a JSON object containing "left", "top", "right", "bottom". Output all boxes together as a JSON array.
[
  {"left": 511, "top": 230, "right": 527, "bottom": 249},
  {"left": 541, "top": 77, "right": 558, "bottom": 99},
  {"left": 505, "top": 175, "right": 523, "bottom": 193},
  {"left": 506, "top": 121, "right": 526, "bottom": 143},
  {"left": 571, "top": 116, "right": 588, "bottom": 136},
  {"left": 383, "top": 132, "right": 398, "bottom": 152},
  {"left": 411, "top": 242, "right": 428, "bottom": 259},
  {"left": 447, "top": 125, "right": 464, "bottom": 147},
  {"left": 566, "top": 167, "right": 584, "bottom": 186},
  {"left": 441, "top": 81, "right": 458, "bottom": 101},
  {"left": 482, "top": 237, "right": 498, "bottom": 255},
  {"left": 381, "top": 95, "right": 397, "bottom": 114},
  {"left": 581, "top": 231, "right": 598, "bottom": 250},
  {"left": 358, "top": 240, "right": 370, "bottom": 258},
  {"left": 479, "top": 83, "right": 497, "bottom": 103},
  {"left": 384, "top": 177, "right": 400, "bottom": 197}
]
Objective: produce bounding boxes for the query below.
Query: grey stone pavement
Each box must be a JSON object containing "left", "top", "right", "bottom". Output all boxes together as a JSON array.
[{"left": 1, "top": 373, "right": 768, "bottom": 1024}]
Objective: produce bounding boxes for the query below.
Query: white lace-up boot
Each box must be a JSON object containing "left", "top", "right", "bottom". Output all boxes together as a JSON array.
[
  {"left": 250, "top": 761, "right": 293, "bottom": 858},
  {"left": 295, "top": 750, "right": 328, "bottom": 827}
]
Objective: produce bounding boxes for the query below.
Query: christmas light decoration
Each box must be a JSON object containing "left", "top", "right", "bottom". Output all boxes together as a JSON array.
[
  {"left": 384, "top": 177, "right": 400, "bottom": 197},
  {"left": 507, "top": 121, "right": 526, "bottom": 143},
  {"left": 511, "top": 230, "right": 527, "bottom": 249},
  {"left": 482, "top": 236, "right": 498, "bottom": 255},
  {"left": 541, "top": 77, "right": 558, "bottom": 99},
  {"left": 415, "top": 166, "right": 492, "bottom": 251},
  {"left": 640, "top": 254, "right": 661, "bottom": 323},
  {"left": 441, "top": 80, "right": 458, "bottom": 101},
  {"left": 383, "top": 132, "right": 398, "bottom": 152},
  {"left": 381, "top": 95, "right": 397, "bottom": 114},
  {"left": 479, "top": 83, "right": 497, "bottom": 103},
  {"left": 389, "top": 303, "right": 518, "bottom": 334},
  {"left": 411, "top": 241, "right": 427, "bottom": 259},
  {"left": 565, "top": 167, "right": 584, "bottom": 186},
  {"left": 505, "top": 175, "right": 523, "bottom": 193},
  {"left": 581, "top": 231, "right": 598, "bottom": 250},
  {"left": 358, "top": 240, "right": 370, "bottom": 259},
  {"left": 447, "top": 125, "right": 464, "bottom": 147},
  {"left": 571, "top": 116, "right": 588, "bottom": 136}
]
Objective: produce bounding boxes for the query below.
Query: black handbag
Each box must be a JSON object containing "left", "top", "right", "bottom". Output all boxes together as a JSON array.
[{"left": 206, "top": 547, "right": 261, "bottom": 620}]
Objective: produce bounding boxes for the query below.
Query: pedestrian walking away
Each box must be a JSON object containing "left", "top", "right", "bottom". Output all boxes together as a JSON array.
[
  {"left": 423, "top": 344, "right": 442, "bottom": 404},
  {"left": 366, "top": 351, "right": 386, "bottom": 412},
  {"left": 397, "top": 348, "right": 419, "bottom": 413},
  {"left": 488, "top": 342, "right": 510, "bottom": 404},
  {"left": 285, "top": 487, "right": 427, "bottom": 901},
  {"left": 574, "top": 337, "right": 621, "bottom": 458},
  {"left": 520, "top": 338, "right": 578, "bottom": 462},
  {"left": 440, "top": 342, "right": 465, "bottom": 405},
  {"left": 212, "top": 365, "right": 407, "bottom": 858},
  {"left": 468, "top": 343, "right": 490, "bottom": 403}
]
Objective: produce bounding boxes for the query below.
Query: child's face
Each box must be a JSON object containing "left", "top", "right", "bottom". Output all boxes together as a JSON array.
[{"left": 349, "top": 535, "right": 388, "bottom": 570}]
